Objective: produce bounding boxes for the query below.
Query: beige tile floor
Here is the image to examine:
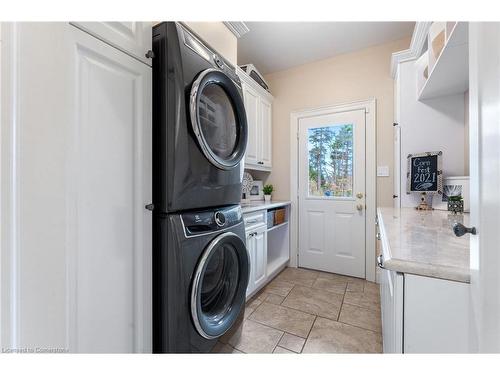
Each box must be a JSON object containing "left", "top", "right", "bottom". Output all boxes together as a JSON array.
[{"left": 213, "top": 267, "right": 382, "bottom": 354}]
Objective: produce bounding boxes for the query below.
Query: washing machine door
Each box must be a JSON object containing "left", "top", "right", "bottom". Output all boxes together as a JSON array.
[
  {"left": 189, "top": 68, "right": 248, "bottom": 170},
  {"left": 191, "top": 232, "right": 249, "bottom": 339}
]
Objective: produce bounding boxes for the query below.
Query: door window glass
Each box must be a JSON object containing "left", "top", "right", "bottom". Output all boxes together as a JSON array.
[
  {"left": 198, "top": 84, "right": 237, "bottom": 159},
  {"left": 307, "top": 124, "right": 354, "bottom": 198}
]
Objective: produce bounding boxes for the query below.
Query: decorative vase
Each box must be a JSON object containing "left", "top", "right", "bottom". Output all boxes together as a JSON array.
[{"left": 264, "top": 194, "right": 271, "bottom": 203}]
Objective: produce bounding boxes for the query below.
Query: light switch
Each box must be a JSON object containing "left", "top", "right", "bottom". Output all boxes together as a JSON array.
[{"left": 377, "top": 166, "right": 390, "bottom": 177}]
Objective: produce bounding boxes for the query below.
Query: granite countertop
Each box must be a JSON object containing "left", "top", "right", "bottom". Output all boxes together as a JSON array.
[
  {"left": 377, "top": 207, "right": 470, "bottom": 283},
  {"left": 241, "top": 200, "right": 291, "bottom": 214}
]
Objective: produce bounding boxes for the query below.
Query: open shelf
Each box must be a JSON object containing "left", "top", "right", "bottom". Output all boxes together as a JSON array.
[
  {"left": 267, "top": 256, "right": 289, "bottom": 278},
  {"left": 267, "top": 221, "right": 288, "bottom": 232},
  {"left": 418, "top": 22, "right": 469, "bottom": 100}
]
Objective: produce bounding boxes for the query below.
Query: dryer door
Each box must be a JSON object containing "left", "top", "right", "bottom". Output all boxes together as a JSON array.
[
  {"left": 189, "top": 68, "right": 248, "bottom": 170},
  {"left": 191, "top": 232, "right": 249, "bottom": 339}
]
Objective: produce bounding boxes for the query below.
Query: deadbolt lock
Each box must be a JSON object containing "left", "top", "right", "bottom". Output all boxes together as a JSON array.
[{"left": 356, "top": 192, "right": 364, "bottom": 199}]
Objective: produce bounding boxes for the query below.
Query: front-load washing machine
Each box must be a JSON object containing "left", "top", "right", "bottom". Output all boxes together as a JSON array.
[
  {"left": 153, "top": 205, "right": 249, "bottom": 353},
  {"left": 152, "top": 22, "right": 248, "bottom": 213}
]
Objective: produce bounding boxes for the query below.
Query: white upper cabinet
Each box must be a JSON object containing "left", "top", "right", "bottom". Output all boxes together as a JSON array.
[
  {"left": 237, "top": 68, "right": 273, "bottom": 171},
  {"left": 259, "top": 97, "right": 272, "bottom": 168},
  {"left": 71, "top": 22, "right": 153, "bottom": 65},
  {"left": 1, "top": 23, "right": 151, "bottom": 353},
  {"left": 242, "top": 82, "right": 260, "bottom": 166}
]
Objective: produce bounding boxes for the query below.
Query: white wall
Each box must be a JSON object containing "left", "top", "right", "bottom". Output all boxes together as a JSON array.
[
  {"left": 263, "top": 37, "right": 411, "bottom": 207},
  {"left": 398, "top": 59, "right": 465, "bottom": 208}
]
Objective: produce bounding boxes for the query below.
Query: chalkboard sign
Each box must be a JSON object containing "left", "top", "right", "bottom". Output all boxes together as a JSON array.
[{"left": 406, "top": 151, "right": 443, "bottom": 194}]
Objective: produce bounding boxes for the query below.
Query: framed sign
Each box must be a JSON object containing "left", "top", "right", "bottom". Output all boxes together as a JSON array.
[{"left": 406, "top": 151, "right": 443, "bottom": 194}]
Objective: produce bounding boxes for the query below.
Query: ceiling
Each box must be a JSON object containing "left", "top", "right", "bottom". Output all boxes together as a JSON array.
[{"left": 237, "top": 22, "right": 415, "bottom": 75}]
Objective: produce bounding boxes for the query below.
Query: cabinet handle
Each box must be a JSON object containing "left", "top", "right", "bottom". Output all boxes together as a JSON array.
[
  {"left": 257, "top": 161, "right": 264, "bottom": 165},
  {"left": 376, "top": 232, "right": 381, "bottom": 240},
  {"left": 453, "top": 222, "right": 477, "bottom": 237},
  {"left": 377, "top": 255, "right": 385, "bottom": 269},
  {"left": 246, "top": 219, "right": 258, "bottom": 224}
]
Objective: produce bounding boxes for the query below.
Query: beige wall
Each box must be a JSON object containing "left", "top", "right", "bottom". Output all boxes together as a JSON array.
[
  {"left": 184, "top": 22, "right": 237, "bottom": 65},
  {"left": 264, "top": 37, "right": 411, "bottom": 207}
]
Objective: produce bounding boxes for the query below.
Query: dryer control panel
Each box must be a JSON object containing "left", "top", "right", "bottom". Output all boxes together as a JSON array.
[{"left": 182, "top": 205, "right": 242, "bottom": 237}]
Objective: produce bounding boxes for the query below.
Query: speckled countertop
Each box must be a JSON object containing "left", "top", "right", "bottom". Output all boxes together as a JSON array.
[
  {"left": 241, "top": 200, "right": 291, "bottom": 214},
  {"left": 377, "top": 207, "right": 470, "bottom": 283}
]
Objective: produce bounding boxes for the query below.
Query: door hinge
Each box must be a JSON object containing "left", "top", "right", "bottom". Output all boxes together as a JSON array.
[{"left": 297, "top": 132, "right": 299, "bottom": 140}]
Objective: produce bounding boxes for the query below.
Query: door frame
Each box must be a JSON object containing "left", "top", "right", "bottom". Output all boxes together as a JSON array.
[{"left": 289, "top": 99, "right": 377, "bottom": 282}]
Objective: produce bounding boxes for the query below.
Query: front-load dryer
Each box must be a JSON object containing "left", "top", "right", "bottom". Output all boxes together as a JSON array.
[
  {"left": 153, "top": 205, "right": 249, "bottom": 353},
  {"left": 152, "top": 22, "right": 248, "bottom": 213}
]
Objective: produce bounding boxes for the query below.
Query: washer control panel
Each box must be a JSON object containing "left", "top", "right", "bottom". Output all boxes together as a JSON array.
[{"left": 182, "top": 205, "right": 242, "bottom": 236}]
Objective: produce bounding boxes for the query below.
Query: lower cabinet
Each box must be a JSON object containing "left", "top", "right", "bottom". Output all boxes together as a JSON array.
[
  {"left": 380, "top": 269, "right": 469, "bottom": 353},
  {"left": 380, "top": 268, "right": 404, "bottom": 353},
  {"left": 246, "top": 224, "right": 267, "bottom": 297}
]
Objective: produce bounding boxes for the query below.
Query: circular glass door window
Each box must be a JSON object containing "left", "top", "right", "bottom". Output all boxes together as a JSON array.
[
  {"left": 191, "top": 232, "right": 249, "bottom": 339},
  {"left": 190, "top": 69, "right": 248, "bottom": 170}
]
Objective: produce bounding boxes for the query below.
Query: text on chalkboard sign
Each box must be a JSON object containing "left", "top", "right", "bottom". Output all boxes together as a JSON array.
[{"left": 406, "top": 151, "right": 443, "bottom": 194}]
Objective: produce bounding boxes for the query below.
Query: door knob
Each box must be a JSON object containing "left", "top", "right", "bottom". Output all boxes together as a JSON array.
[
  {"left": 356, "top": 192, "right": 364, "bottom": 199},
  {"left": 453, "top": 222, "right": 477, "bottom": 237},
  {"left": 356, "top": 204, "right": 364, "bottom": 211}
]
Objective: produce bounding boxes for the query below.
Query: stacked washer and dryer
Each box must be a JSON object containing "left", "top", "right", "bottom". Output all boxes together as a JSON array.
[{"left": 152, "top": 22, "right": 250, "bottom": 353}]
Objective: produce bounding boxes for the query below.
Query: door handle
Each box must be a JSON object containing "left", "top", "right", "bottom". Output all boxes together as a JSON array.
[
  {"left": 145, "top": 203, "right": 154, "bottom": 211},
  {"left": 356, "top": 192, "right": 363, "bottom": 199},
  {"left": 356, "top": 204, "right": 364, "bottom": 211},
  {"left": 453, "top": 222, "right": 477, "bottom": 237}
]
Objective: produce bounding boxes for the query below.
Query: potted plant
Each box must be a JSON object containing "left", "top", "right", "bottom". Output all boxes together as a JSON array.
[{"left": 263, "top": 184, "right": 273, "bottom": 203}]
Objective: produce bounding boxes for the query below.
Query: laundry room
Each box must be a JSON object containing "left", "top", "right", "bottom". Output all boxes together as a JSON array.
[{"left": 1, "top": 2, "right": 500, "bottom": 373}]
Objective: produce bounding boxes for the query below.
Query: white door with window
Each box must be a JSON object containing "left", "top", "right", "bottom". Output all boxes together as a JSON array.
[{"left": 298, "top": 109, "right": 366, "bottom": 277}]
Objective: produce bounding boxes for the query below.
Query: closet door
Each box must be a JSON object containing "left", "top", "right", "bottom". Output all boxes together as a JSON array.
[
  {"left": 1, "top": 22, "right": 151, "bottom": 353},
  {"left": 71, "top": 22, "right": 153, "bottom": 65}
]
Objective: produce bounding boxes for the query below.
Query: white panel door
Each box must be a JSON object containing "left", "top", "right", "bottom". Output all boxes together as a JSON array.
[
  {"left": 0, "top": 23, "right": 151, "bottom": 353},
  {"left": 71, "top": 22, "right": 152, "bottom": 65},
  {"left": 298, "top": 110, "right": 366, "bottom": 277},
  {"left": 242, "top": 83, "right": 259, "bottom": 166},
  {"left": 468, "top": 22, "right": 500, "bottom": 352},
  {"left": 260, "top": 97, "right": 272, "bottom": 168}
]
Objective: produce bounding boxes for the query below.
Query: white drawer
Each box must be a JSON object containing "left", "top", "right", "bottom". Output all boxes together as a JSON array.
[{"left": 243, "top": 210, "right": 266, "bottom": 229}]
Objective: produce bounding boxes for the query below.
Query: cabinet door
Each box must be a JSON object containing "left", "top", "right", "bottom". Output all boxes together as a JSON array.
[
  {"left": 260, "top": 97, "right": 272, "bottom": 168},
  {"left": 242, "top": 83, "right": 260, "bottom": 167},
  {"left": 380, "top": 268, "right": 403, "bottom": 353},
  {"left": 71, "top": 22, "right": 152, "bottom": 65},
  {"left": 245, "top": 232, "right": 256, "bottom": 297},
  {"left": 253, "top": 227, "right": 267, "bottom": 288},
  {"left": 1, "top": 23, "right": 151, "bottom": 353}
]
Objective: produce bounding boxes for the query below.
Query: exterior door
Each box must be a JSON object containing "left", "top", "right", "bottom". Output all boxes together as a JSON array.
[{"left": 298, "top": 109, "right": 366, "bottom": 277}]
